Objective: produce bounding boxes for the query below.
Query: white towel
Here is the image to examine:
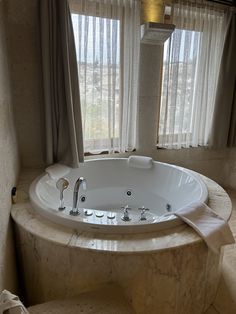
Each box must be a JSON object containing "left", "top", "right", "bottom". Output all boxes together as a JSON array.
[
  {"left": 174, "top": 201, "right": 235, "bottom": 254},
  {"left": 0, "top": 290, "right": 29, "bottom": 314}
]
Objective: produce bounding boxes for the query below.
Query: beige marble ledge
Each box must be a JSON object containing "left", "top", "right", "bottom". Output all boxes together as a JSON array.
[
  {"left": 11, "top": 168, "right": 232, "bottom": 254},
  {"left": 28, "top": 285, "right": 135, "bottom": 314}
]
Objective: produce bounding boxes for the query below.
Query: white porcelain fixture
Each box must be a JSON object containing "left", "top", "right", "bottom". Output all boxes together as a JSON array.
[{"left": 29, "top": 157, "right": 208, "bottom": 234}]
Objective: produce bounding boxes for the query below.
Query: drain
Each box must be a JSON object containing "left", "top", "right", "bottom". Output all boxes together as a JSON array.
[
  {"left": 126, "top": 190, "right": 132, "bottom": 196},
  {"left": 80, "top": 195, "right": 86, "bottom": 202}
]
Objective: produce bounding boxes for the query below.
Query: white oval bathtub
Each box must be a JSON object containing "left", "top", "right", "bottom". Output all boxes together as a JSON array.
[{"left": 29, "top": 157, "right": 208, "bottom": 234}]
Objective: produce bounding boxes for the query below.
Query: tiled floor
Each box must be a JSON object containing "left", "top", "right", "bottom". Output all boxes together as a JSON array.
[{"left": 206, "top": 190, "right": 236, "bottom": 314}]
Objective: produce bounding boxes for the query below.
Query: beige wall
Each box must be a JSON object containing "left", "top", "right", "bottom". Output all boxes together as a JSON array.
[
  {"left": 4, "top": 0, "right": 236, "bottom": 190},
  {"left": 5, "top": 0, "right": 45, "bottom": 168},
  {"left": 0, "top": 0, "right": 19, "bottom": 291},
  {"left": 223, "top": 148, "right": 236, "bottom": 190}
]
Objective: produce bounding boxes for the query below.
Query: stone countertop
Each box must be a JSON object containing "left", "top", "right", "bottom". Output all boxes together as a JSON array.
[{"left": 11, "top": 168, "right": 232, "bottom": 254}]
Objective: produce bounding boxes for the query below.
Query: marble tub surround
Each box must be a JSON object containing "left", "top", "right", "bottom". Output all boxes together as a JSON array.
[
  {"left": 10, "top": 169, "right": 233, "bottom": 313},
  {"left": 13, "top": 225, "right": 222, "bottom": 313},
  {"left": 27, "top": 285, "right": 135, "bottom": 314}
]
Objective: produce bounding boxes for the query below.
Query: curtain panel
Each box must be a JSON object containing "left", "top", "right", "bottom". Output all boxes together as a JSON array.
[
  {"left": 158, "top": 1, "right": 228, "bottom": 149},
  {"left": 209, "top": 11, "right": 236, "bottom": 148},
  {"left": 70, "top": 0, "right": 140, "bottom": 154},
  {"left": 40, "top": 0, "right": 84, "bottom": 167}
]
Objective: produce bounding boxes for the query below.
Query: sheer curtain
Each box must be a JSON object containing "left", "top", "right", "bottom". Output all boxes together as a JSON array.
[
  {"left": 158, "top": 0, "right": 227, "bottom": 149},
  {"left": 70, "top": 0, "right": 140, "bottom": 153}
]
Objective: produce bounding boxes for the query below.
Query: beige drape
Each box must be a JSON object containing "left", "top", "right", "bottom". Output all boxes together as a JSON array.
[
  {"left": 40, "top": 0, "right": 84, "bottom": 167},
  {"left": 209, "top": 11, "right": 236, "bottom": 148}
]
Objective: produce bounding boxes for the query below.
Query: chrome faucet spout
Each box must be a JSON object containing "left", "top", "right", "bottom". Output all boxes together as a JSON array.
[{"left": 70, "top": 177, "right": 87, "bottom": 216}]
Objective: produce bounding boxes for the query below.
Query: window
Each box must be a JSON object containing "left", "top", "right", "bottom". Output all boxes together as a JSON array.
[
  {"left": 71, "top": 0, "right": 140, "bottom": 154},
  {"left": 72, "top": 14, "right": 120, "bottom": 153},
  {"left": 158, "top": 3, "right": 227, "bottom": 149}
]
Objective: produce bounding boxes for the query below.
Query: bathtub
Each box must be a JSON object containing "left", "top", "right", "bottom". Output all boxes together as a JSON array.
[
  {"left": 13, "top": 159, "right": 231, "bottom": 312},
  {"left": 29, "top": 157, "right": 208, "bottom": 234}
]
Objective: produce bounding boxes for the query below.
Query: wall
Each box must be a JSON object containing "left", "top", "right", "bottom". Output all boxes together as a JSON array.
[
  {"left": 223, "top": 148, "right": 236, "bottom": 190},
  {"left": 4, "top": 0, "right": 236, "bottom": 190},
  {"left": 5, "top": 0, "right": 44, "bottom": 168},
  {"left": 0, "top": 0, "right": 19, "bottom": 291}
]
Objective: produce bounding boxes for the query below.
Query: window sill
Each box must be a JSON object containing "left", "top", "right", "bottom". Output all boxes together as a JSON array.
[
  {"left": 156, "top": 145, "right": 209, "bottom": 150},
  {"left": 85, "top": 149, "right": 136, "bottom": 157}
]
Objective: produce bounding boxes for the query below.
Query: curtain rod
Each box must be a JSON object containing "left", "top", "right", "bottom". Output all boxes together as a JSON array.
[
  {"left": 206, "top": 0, "right": 236, "bottom": 7},
  {"left": 173, "top": 0, "right": 235, "bottom": 10}
]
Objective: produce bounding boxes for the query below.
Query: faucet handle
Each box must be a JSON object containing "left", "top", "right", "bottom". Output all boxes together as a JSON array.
[
  {"left": 121, "top": 205, "right": 131, "bottom": 221},
  {"left": 138, "top": 206, "right": 149, "bottom": 221},
  {"left": 121, "top": 205, "right": 131, "bottom": 211},
  {"left": 138, "top": 206, "right": 149, "bottom": 211}
]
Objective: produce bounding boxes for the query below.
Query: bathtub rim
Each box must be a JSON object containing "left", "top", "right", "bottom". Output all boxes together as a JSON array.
[
  {"left": 28, "top": 158, "right": 209, "bottom": 234},
  {"left": 11, "top": 167, "right": 232, "bottom": 254}
]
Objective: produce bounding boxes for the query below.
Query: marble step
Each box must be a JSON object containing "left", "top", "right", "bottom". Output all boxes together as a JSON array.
[{"left": 27, "top": 285, "right": 135, "bottom": 314}]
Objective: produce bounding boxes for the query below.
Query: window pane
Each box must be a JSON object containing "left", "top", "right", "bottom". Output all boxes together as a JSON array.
[
  {"left": 159, "top": 28, "right": 203, "bottom": 148},
  {"left": 158, "top": 2, "right": 226, "bottom": 149},
  {"left": 72, "top": 14, "right": 120, "bottom": 152},
  {"left": 160, "top": 29, "right": 200, "bottom": 136}
]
